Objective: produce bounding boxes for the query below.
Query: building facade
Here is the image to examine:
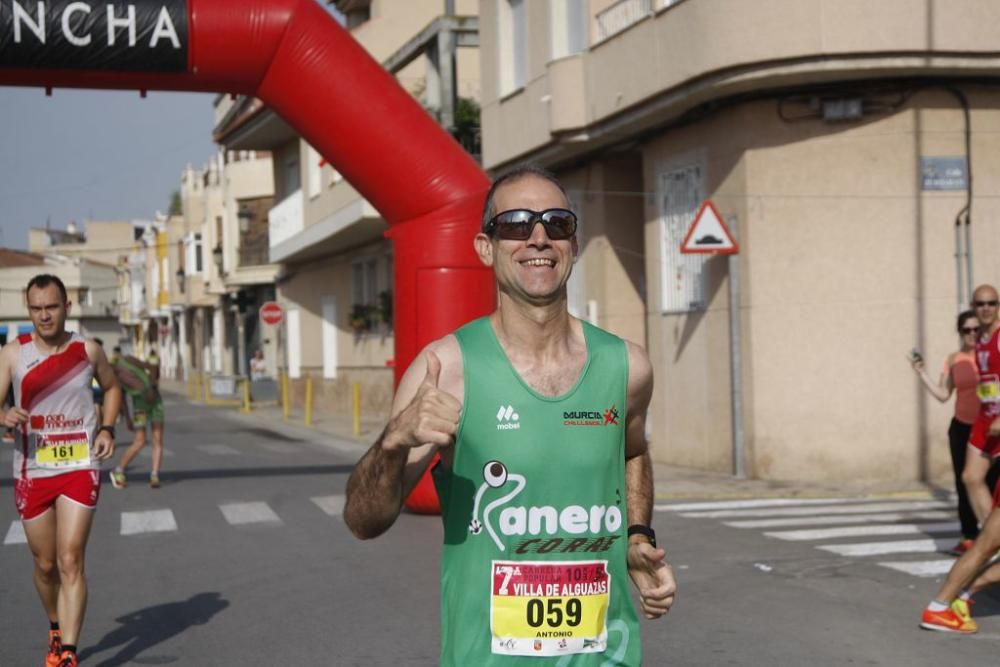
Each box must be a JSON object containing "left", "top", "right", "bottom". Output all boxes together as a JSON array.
[
  {"left": 478, "top": 0, "right": 1000, "bottom": 485},
  {"left": 172, "top": 150, "right": 276, "bottom": 382},
  {"left": 0, "top": 248, "right": 119, "bottom": 346},
  {"left": 213, "top": 0, "right": 481, "bottom": 421}
]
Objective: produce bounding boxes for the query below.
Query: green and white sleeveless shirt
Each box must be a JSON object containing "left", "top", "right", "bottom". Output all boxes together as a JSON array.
[{"left": 433, "top": 317, "right": 642, "bottom": 666}]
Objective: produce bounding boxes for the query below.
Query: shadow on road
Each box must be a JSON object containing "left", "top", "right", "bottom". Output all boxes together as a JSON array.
[
  {"left": 78, "top": 592, "right": 229, "bottom": 666},
  {"left": 0, "top": 464, "right": 355, "bottom": 488},
  {"left": 160, "top": 463, "right": 356, "bottom": 483}
]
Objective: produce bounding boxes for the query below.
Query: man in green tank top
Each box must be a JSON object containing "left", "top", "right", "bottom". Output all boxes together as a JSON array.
[
  {"left": 108, "top": 350, "right": 166, "bottom": 489},
  {"left": 345, "top": 166, "right": 675, "bottom": 665}
]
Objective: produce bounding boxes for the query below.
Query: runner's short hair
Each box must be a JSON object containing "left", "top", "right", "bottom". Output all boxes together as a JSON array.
[
  {"left": 26, "top": 274, "right": 68, "bottom": 302},
  {"left": 481, "top": 164, "right": 569, "bottom": 232}
]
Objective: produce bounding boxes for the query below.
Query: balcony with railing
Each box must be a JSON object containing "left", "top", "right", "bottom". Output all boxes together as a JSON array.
[
  {"left": 238, "top": 232, "right": 271, "bottom": 267},
  {"left": 596, "top": 0, "right": 653, "bottom": 42}
]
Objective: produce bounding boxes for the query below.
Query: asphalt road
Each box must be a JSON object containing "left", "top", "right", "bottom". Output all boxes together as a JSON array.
[{"left": 2, "top": 394, "right": 999, "bottom": 665}]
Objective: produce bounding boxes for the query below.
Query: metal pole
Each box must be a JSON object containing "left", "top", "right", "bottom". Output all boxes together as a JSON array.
[
  {"left": 955, "top": 222, "right": 964, "bottom": 310},
  {"left": 304, "top": 375, "right": 313, "bottom": 427},
  {"left": 964, "top": 216, "right": 974, "bottom": 303},
  {"left": 236, "top": 311, "right": 247, "bottom": 378},
  {"left": 353, "top": 381, "right": 361, "bottom": 436},
  {"left": 728, "top": 219, "right": 745, "bottom": 479},
  {"left": 281, "top": 373, "right": 290, "bottom": 421}
]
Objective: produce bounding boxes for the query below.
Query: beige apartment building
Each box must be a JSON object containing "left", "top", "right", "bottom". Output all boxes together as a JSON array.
[
  {"left": 172, "top": 150, "right": 276, "bottom": 382},
  {"left": 0, "top": 247, "right": 119, "bottom": 345},
  {"left": 478, "top": 0, "right": 1000, "bottom": 485},
  {"left": 214, "top": 0, "right": 481, "bottom": 421}
]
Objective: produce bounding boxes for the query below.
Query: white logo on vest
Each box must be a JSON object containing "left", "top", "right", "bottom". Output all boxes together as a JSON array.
[
  {"left": 468, "top": 460, "right": 623, "bottom": 551},
  {"left": 495, "top": 404, "right": 520, "bottom": 430}
]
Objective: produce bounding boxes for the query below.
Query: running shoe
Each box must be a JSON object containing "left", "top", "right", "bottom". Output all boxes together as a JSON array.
[
  {"left": 109, "top": 470, "right": 126, "bottom": 489},
  {"left": 952, "top": 598, "right": 975, "bottom": 626},
  {"left": 56, "top": 650, "right": 78, "bottom": 667},
  {"left": 949, "top": 539, "right": 974, "bottom": 556},
  {"left": 920, "top": 602, "right": 978, "bottom": 633},
  {"left": 45, "top": 629, "right": 61, "bottom": 667},
  {"left": 149, "top": 473, "right": 160, "bottom": 489}
]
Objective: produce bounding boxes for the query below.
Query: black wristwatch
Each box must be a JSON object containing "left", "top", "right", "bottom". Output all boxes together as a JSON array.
[
  {"left": 98, "top": 425, "right": 115, "bottom": 439},
  {"left": 627, "top": 524, "right": 657, "bottom": 548}
]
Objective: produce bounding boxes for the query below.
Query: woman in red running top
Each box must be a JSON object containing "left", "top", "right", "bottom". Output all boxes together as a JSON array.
[{"left": 911, "top": 309, "right": 982, "bottom": 554}]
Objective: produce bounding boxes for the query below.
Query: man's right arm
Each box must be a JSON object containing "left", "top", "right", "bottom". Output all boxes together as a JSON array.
[{"left": 343, "top": 343, "right": 461, "bottom": 540}]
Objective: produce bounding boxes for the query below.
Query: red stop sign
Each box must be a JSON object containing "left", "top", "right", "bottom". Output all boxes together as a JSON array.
[{"left": 259, "top": 301, "right": 284, "bottom": 326}]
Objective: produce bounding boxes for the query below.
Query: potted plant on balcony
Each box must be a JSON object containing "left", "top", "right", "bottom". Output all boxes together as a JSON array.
[
  {"left": 377, "top": 289, "right": 393, "bottom": 330},
  {"left": 350, "top": 303, "right": 373, "bottom": 333}
]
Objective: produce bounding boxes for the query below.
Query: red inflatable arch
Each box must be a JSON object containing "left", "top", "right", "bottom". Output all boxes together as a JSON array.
[{"left": 0, "top": 0, "right": 495, "bottom": 512}]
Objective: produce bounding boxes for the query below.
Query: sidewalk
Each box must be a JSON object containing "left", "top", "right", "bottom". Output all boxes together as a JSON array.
[{"left": 161, "top": 380, "right": 942, "bottom": 502}]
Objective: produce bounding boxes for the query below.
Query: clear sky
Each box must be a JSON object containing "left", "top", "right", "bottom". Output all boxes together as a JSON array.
[
  {"left": 0, "top": 2, "right": 342, "bottom": 252},
  {"left": 0, "top": 87, "right": 217, "bottom": 250}
]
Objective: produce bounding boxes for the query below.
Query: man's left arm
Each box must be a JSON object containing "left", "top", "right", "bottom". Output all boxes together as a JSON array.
[
  {"left": 88, "top": 340, "right": 121, "bottom": 460},
  {"left": 623, "top": 341, "right": 676, "bottom": 620}
]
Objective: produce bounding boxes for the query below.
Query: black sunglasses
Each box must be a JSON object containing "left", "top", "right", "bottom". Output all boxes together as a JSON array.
[
  {"left": 485, "top": 208, "right": 578, "bottom": 241},
  {"left": 974, "top": 300, "right": 999, "bottom": 308},
  {"left": 960, "top": 327, "right": 979, "bottom": 335}
]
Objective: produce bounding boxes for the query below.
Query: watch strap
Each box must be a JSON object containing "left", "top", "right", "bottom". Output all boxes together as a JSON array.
[{"left": 627, "top": 524, "right": 656, "bottom": 548}]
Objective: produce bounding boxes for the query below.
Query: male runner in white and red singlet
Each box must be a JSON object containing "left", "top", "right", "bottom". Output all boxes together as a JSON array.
[
  {"left": 963, "top": 284, "right": 1000, "bottom": 524},
  {"left": 919, "top": 283, "right": 1000, "bottom": 633},
  {"left": 0, "top": 274, "right": 122, "bottom": 667}
]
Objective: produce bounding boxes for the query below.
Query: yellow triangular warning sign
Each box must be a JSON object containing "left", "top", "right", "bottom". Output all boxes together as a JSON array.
[{"left": 680, "top": 201, "right": 738, "bottom": 254}]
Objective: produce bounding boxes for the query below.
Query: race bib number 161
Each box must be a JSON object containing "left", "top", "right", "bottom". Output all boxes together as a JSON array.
[{"left": 490, "top": 560, "right": 609, "bottom": 657}]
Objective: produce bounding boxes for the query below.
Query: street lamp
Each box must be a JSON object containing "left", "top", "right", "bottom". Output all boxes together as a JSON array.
[
  {"left": 238, "top": 206, "right": 253, "bottom": 234},
  {"left": 212, "top": 243, "right": 224, "bottom": 275}
]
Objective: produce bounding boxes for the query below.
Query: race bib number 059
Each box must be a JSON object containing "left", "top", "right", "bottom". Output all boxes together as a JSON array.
[
  {"left": 35, "top": 431, "right": 91, "bottom": 469},
  {"left": 490, "top": 560, "right": 609, "bottom": 657}
]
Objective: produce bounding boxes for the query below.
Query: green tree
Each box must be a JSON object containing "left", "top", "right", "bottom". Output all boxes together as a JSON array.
[{"left": 168, "top": 189, "right": 182, "bottom": 216}]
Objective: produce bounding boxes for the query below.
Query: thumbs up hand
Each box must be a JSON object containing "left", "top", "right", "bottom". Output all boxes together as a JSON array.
[{"left": 383, "top": 350, "right": 462, "bottom": 452}]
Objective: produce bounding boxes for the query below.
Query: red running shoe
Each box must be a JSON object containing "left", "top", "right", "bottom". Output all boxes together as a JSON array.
[
  {"left": 44, "top": 629, "right": 62, "bottom": 667},
  {"left": 920, "top": 602, "right": 978, "bottom": 634},
  {"left": 950, "top": 538, "right": 975, "bottom": 556}
]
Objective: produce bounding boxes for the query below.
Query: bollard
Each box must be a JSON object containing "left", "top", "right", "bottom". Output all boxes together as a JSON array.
[
  {"left": 281, "top": 373, "right": 289, "bottom": 421},
  {"left": 304, "top": 375, "right": 313, "bottom": 427},
  {"left": 352, "top": 381, "right": 361, "bottom": 436},
  {"left": 241, "top": 377, "right": 252, "bottom": 413}
]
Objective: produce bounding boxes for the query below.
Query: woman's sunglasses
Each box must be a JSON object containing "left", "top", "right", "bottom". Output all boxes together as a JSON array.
[
  {"left": 960, "top": 327, "right": 979, "bottom": 335},
  {"left": 485, "top": 208, "right": 578, "bottom": 241}
]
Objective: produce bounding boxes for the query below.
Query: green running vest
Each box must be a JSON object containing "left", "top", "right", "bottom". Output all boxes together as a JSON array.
[{"left": 433, "top": 317, "right": 642, "bottom": 666}]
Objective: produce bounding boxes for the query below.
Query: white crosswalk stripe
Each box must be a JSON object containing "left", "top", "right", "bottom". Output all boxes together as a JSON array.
[
  {"left": 219, "top": 501, "right": 282, "bottom": 525},
  {"left": 121, "top": 509, "right": 178, "bottom": 535},
  {"left": 660, "top": 496, "right": 965, "bottom": 580},
  {"left": 880, "top": 560, "right": 955, "bottom": 577},
  {"left": 311, "top": 495, "right": 345, "bottom": 516},
  {"left": 672, "top": 500, "right": 949, "bottom": 519},
  {"left": 657, "top": 497, "right": 859, "bottom": 512},
  {"left": 764, "top": 521, "right": 959, "bottom": 542},
  {"left": 4, "top": 520, "right": 26, "bottom": 545},
  {"left": 725, "top": 510, "right": 953, "bottom": 529},
  {"left": 818, "top": 538, "right": 954, "bottom": 556}
]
